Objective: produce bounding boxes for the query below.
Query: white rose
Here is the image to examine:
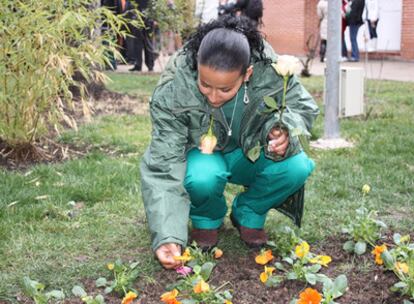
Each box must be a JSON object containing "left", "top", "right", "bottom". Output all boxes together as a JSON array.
[{"left": 272, "top": 55, "right": 301, "bottom": 77}]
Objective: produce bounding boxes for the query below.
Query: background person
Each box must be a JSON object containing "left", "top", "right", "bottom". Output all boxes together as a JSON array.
[
  {"left": 317, "top": 0, "right": 328, "bottom": 63},
  {"left": 365, "top": 0, "right": 379, "bottom": 52},
  {"left": 128, "top": 0, "right": 156, "bottom": 72},
  {"left": 346, "top": 0, "right": 365, "bottom": 62},
  {"left": 140, "top": 15, "right": 319, "bottom": 269}
]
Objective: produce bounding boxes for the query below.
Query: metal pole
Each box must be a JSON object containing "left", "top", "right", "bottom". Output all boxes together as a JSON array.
[{"left": 324, "top": 0, "right": 341, "bottom": 138}]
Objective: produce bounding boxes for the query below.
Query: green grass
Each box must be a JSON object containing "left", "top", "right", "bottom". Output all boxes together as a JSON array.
[
  {"left": 105, "top": 72, "right": 159, "bottom": 96},
  {"left": 0, "top": 74, "right": 413, "bottom": 300}
]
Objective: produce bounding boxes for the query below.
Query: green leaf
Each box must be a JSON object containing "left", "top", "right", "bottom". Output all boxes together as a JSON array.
[
  {"left": 95, "top": 294, "right": 105, "bottom": 304},
  {"left": 403, "top": 300, "right": 414, "bottom": 304},
  {"left": 200, "top": 262, "right": 215, "bottom": 281},
  {"left": 22, "top": 277, "right": 45, "bottom": 297},
  {"left": 95, "top": 277, "right": 107, "bottom": 288},
  {"left": 307, "top": 264, "right": 321, "bottom": 273},
  {"left": 286, "top": 272, "right": 297, "bottom": 280},
  {"left": 193, "top": 265, "right": 201, "bottom": 275},
  {"left": 393, "top": 233, "right": 402, "bottom": 245},
  {"left": 332, "top": 274, "right": 348, "bottom": 298},
  {"left": 247, "top": 142, "right": 261, "bottom": 162},
  {"left": 104, "top": 286, "right": 113, "bottom": 294},
  {"left": 381, "top": 250, "right": 395, "bottom": 269},
  {"left": 45, "top": 290, "right": 65, "bottom": 300},
  {"left": 275, "top": 262, "right": 286, "bottom": 271},
  {"left": 72, "top": 285, "right": 87, "bottom": 298},
  {"left": 283, "top": 257, "right": 294, "bottom": 265},
  {"left": 305, "top": 273, "right": 317, "bottom": 285},
  {"left": 343, "top": 240, "right": 355, "bottom": 253},
  {"left": 263, "top": 96, "right": 278, "bottom": 110},
  {"left": 354, "top": 241, "right": 367, "bottom": 255},
  {"left": 393, "top": 281, "right": 408, "bottom": 289}
]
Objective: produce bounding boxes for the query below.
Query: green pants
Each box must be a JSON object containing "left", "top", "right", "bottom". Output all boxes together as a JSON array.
[{"left": 184, "top": 148, "right": 315, "bottom": 229}]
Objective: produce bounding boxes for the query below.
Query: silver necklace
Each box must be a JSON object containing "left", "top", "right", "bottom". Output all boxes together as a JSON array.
[{"left": 220, "top": 91, "right": 239, "bottom": 137}]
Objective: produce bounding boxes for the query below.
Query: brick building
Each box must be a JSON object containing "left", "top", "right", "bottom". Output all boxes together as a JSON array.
[{"left": 262, "top": 0, "right": 414, "bottom": 60}]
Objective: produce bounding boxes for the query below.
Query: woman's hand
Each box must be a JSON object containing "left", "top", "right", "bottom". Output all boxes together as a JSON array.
[
  {"left": 268, "top": 128, "right": 289, "bottom": 156},
  {"left": 155, "top": 243, "right": 182, "bottom": 269}
]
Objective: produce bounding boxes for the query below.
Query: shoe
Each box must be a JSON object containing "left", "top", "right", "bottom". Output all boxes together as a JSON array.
[
  {"left": 129, "top": 66, "right": 141, "bottom": 72},
  {"left": 340, "top": 56, "right": 348, "bottom": 62},
  {"left": 230, "top": 213, "right": 268, "bottom": 248},
  {"left": 349, "top": 57, "right": 359, "bottom": 62},
  {"left": 190, "top": 228, "right": 218, "bottom": 251}
]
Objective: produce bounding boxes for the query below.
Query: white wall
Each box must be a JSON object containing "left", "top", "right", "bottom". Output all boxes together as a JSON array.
[{"left": 344, "top": 0, "right": 402, "bottom": 52}]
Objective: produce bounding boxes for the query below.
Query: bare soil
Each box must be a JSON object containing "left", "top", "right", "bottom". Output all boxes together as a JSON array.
[{"left": 10, "top": 232, "right": 410, "bottom": 304}]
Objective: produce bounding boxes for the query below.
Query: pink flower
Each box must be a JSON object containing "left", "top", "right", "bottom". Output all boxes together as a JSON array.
[{"left": 176, "top": 266, "right": 192, "bottom": 276}]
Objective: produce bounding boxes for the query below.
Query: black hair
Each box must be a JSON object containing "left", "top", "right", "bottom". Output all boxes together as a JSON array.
[
  {"left": 183, "top": 15, "right": 269, "bottom": 72},
  {"left": 243, "top": 0, "right": 263, "bottom": 27},
  {"left": 197, "top": 28, "right": 250, "bottom": 74}
]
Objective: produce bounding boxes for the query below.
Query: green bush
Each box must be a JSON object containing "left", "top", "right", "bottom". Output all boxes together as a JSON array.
[{"left": 0, "top": 0, "right": 139, "bottom": 148}]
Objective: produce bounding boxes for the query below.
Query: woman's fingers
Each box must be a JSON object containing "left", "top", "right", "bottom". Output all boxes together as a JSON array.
[{"left": 155, "top": 243, "right": 182, "bottom": 269}]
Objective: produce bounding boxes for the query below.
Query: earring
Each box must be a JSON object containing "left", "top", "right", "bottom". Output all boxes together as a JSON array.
[{"left": 243, "top": 82, "right": 250, "bottom": 104}]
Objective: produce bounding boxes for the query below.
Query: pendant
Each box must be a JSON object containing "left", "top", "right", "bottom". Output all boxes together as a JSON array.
[{"left": 228, "top": 129, "right": 232, "bottom": 136}]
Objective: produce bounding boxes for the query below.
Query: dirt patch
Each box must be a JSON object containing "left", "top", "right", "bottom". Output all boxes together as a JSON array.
[
  {"left": 7, "top": 232, "right": 407, "bottom": 304},
  {"left": 0, "top": 89, "right": 148, "bottom": 170}
]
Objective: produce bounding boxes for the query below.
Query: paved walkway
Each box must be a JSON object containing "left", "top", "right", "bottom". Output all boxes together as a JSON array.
[
  {"left": 116, "top": 54, "right": 414, "bottom": 82},
  {"left": 309, "top": 57, "right": 414, "bottom": 82}
]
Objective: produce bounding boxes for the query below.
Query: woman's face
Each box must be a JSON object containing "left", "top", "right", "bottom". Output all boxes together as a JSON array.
[{"left": 197, "top": 64, "right": 252, "bottom": 108}]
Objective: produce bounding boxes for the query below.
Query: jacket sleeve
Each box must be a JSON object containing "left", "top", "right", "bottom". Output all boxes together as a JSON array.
[
  {"left": 140, "top": 87, "right": 191, "bottom": 251},
  {"left": 261, "top": 74, "right": 319, "bottom": 161}
]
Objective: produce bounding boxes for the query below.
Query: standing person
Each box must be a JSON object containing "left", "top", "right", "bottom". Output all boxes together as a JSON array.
[
  {"left": 365, "top": 0, "right": 379, "bottom": 52},
  {"left": 195, "top": 0, "right": 220, "bottom": 24},
  {"left": 346, "top": 0, "right": 365, "bottom": 62},
  {"left": 129, "top": 0, "right": 156, "bottom": 72},
  {"left": 140, "top": 15, "right": 319, "bottom": 269},
  {"left": 317, "top": 0, "right": 328, "bottom": 62},
  {"left": 341, "top": 0, "right": 350, "bottom": 60}
]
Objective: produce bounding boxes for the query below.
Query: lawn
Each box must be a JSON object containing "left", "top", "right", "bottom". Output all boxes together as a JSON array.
[{"left": 0, "top": 73, "right": 413, "bottom": 303}]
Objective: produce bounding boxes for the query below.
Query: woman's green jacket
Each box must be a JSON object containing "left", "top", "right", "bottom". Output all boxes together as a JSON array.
[{"left": 140, "top": 46, "right": 319, "bottom": 251}]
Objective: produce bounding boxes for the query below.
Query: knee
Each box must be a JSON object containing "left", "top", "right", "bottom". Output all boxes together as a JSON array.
[
  {"left": 185, "top": 168, "right": 227, "bottom": 201},
  {"left": 184, "top": 150, "right": 229, "bottom": 201},
  {"left": 285, "top": 154, "right": 315, "bottom": 188}
]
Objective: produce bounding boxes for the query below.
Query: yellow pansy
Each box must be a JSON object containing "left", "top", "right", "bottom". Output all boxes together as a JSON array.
[
  {"left": 107, "top": 263, "right": 114, "bottom": 270},
  {"left": 122, "top": 291, "right": 137, "bottom": 304},
  {"left": 160, "top": 289, "right": 179, "bottom": 303},
  {"left": 255, "top": 250, "right": 274, "bottom": 265},
  {"left": 309, "top": 255, "right": 332, "bottom": 267},
  {"left": 295, "top": 241, "right": 310, "bottom": 259},
  {"left": 260, "top": 266, "right": 275, "bottom": 283},
  {"left": 173, "top": 248, "right": 192, "bottom": 262},
  {"left": 395, "top": 262, "right": 409, "bottom": 274},
  {"left": 193, "top": 279, "right": 210, "bottom": 294}
]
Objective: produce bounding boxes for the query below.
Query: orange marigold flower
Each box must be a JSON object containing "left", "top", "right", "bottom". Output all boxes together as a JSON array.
[
  {"left": 122, "top": 291, "right": 137, "bottom": 304},
  {"left": 161, "top": 289, "right": 179, "bottom": 303},
  {"left": 214, "top": 248, "right": 223, "bottom": 259},
  {"left": 395, "top": 262, "right": 409, "bottom": 274},
  {"left": 224, "top": 300, "right": 233, "bottom": 304},
  {"left": 371, "top": 244, "right": 387, "bottom": 265},
  {"left": 193, "top": 279, "right": 210, "bottom": 294},
  {"left": 298, "top": 288, "right": 322, "bottom": 304},
  {"left": 255, "top": 250, "right": 274, "bottom": 265},
  {"left": 295, "top": 241, "right": 310, "bottom": 259}
]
